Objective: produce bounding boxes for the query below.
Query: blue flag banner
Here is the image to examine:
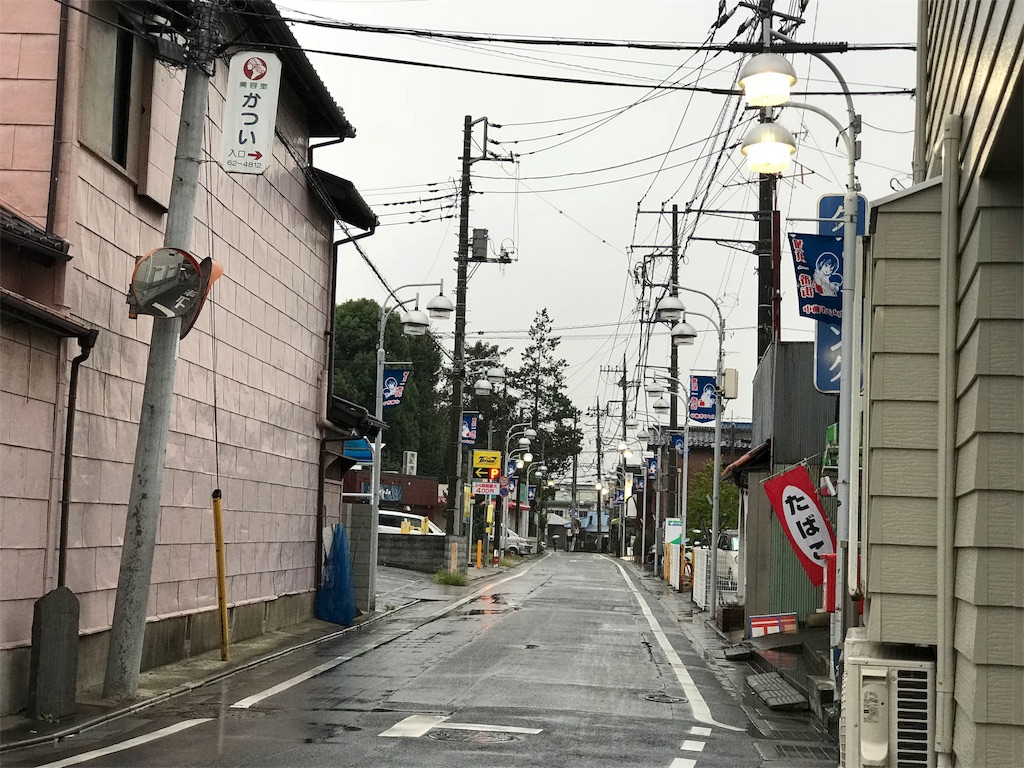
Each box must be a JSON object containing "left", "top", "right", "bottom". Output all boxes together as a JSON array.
[
  {"left": 689, "top": 375, "right": 717, "bottom": 424},
  {"left": 382, "top": 367, "right": 412, "bottom": 408},
  {"left": 461, "top": 412, "right": 479, "bottom": 446},
  {"left": 633, "top": 474, "right": 645, "bottom": 494},
  {"left": 646, "top": 457, "right": 657, "bottom": 479},
  {"left": 788, "top": 232, "right": 843, "bottom": 325}
]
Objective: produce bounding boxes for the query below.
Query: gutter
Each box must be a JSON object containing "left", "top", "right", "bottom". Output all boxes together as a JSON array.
[{"left": 934, "top": 115, "right": 961, "bottom": 768}]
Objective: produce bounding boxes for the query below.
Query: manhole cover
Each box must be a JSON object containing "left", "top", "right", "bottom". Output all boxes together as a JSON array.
[
  {"left": 644, "top": 692, "right": 687, "bottom": 704},
  {"left": 427, "top": 729, "right": 521, "bottom": 743}
]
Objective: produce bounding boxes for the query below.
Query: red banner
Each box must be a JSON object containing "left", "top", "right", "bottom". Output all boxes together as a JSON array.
[{"left": 762, "top": 465, "right": 836, "bottom": 586}]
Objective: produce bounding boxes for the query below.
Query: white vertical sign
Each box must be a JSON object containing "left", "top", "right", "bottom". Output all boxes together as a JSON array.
[{"left": 220, "top": 51, "right": 281, "bottom": 175}]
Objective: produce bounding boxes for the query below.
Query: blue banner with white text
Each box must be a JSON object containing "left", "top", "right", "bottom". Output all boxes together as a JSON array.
[
  {"left": 788, "top": 232, "right": 843, "bottom": 325},
  {"left": 461, "top": 412, "right": 479, "bottom": 446},
  {"left": 689, "top": 375, "right": 717, "bottom": 424},
  {"left": 382, "top": 367, "right": 412, "bottom": 408}
]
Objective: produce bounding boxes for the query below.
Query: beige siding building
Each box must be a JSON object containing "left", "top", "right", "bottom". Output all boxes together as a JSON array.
[
  {"left": 1, "top": 0, "right": 375, "bottom": 715},
  {"left": 858, "top": 2, "right": 1022, "bottom": 765}
]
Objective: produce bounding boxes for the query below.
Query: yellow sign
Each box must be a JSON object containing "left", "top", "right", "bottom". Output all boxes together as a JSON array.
[
  {"left": 400, "top": 520, "right": 411, "bottom": 534},
  {"left": 473, "top": 450, "right": 501, "bottom": 468},
  {"left": 486, "top": 502, "right": 494, "bottom": 523}
]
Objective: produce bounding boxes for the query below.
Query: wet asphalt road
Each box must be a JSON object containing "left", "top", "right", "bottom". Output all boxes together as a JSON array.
[{"left": 7, "top": 553, "right": 836, "bottom": 767}]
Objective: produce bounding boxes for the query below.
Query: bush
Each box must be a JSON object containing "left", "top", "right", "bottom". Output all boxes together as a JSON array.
[{"left": 432, "top": 569, "right": 468, "bottom": 586}]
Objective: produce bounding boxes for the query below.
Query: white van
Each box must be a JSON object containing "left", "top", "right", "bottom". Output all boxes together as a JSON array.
[
  {"left": 378, "top": 510, "right": 444, "bottom": 536},
  {"left": 502, "top": 526, "right": 533, "bottom": 556}
]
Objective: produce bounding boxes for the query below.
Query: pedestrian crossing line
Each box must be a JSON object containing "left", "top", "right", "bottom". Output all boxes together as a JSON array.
[
  {"left": 613, "top": 561, "right": 744, "bottom": 732},
  {"left": 680, "top": 739, "right": 706, "bottom": 752},
  {"left": 690, "top": 726, "right": 713, "bottom": 736},
  {"left": 669, "top": 759, "right": 697, "bottom": 768},
  {"left": 34, "top": 719, "right": 212, "bottom": 768}
]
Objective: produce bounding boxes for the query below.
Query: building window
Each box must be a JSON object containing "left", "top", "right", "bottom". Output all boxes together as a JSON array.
[{"left": 81, "top": 2, "right": 147, "bottom": 174}]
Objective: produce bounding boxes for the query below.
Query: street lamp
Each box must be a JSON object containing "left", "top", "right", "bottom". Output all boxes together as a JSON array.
[
  {"left": 738, "top": 40, "right": 861, "bottom": 654},
  {"left": 660, "top": 287, "right": 727, "bottom": 614},
  {"left": 371, "top": 282, "right": 453, "bottom": 601}
]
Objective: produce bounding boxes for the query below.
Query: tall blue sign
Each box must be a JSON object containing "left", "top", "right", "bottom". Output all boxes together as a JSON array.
[
  {"left": 814, "top": 323, "right": 842, "bottom": 394},
  {"left": 646, "top": 457, "right": 657, "bottom": 479}
]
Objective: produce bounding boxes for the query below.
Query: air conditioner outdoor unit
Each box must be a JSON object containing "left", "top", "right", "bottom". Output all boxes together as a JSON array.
[
  {"left": 402, "top": 450, "right": 418, "bottom": 476},
  {"left": 840, "top": 628, "right": 935, "bottom": 768}
]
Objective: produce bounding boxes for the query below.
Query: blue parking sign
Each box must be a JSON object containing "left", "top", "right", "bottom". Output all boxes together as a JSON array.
[{"left": 817, "top": 193, "right": 868, "bottom": 237}]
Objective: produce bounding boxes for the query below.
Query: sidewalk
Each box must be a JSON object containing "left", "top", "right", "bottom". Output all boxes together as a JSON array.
[{"left": 0, "top": 563, "right": 507, "bottom": 754}]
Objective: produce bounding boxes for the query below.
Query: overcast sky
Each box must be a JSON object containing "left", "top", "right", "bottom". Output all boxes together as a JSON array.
[{"left": 280, "top": 0, "right": 918, "bottom": 478}]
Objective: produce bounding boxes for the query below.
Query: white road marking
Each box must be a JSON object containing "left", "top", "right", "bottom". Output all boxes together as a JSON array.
[
  {"left": 669, "top": 759, "right": 697, "bottom": 768},
  {"left": 427, "top": 565, "right": 533, "bottom": 618},
  {"left": 681, "top": 739, "right": 706, "bottom": 751},
  {"left": 613, "top": 561, "right": 744, "bottom": 732},
  {"left": 443, "top": 722, "right": 543, "bottom": 734},
  {"left": 690, "top": 726, "right": 712, "bottom": 736},
  {"left": 231, "top": 656, "right": 352, "bottom": 709},
  {"left": 231, "top": 567, "right": 533, "bottom": 710},
  {"left": 380, "top": 714, "right": 449, "bottom": 737},
  {"left": 34, "top": 719, "right": 212, "bottom": 768},
  {"left": 380, "top": 714, "right": 543, "bottom": 738}
]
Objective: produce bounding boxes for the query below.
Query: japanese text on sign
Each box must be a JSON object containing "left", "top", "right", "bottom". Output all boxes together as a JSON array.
[
  {"left": 220, "top": 52, "right": 281, "bottom": 175},
  {"left": 762, "top": 465, "right": 836, "bottom": 586}
]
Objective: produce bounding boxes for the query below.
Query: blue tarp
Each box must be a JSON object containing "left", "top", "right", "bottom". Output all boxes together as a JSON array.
[
  {"left": 315, "top": 524, "right": 356, "bottom": 625},
  {"left": 576, "top": 511, "right": 612, "bottom": 533}
]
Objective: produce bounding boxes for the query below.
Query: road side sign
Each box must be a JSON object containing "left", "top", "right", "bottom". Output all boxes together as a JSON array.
[
  {"left": 221, "top": 52, "right": 281, "bottom": 175},
  {"left": 472, "top": 482, "right": 500, "bottom": 496}
]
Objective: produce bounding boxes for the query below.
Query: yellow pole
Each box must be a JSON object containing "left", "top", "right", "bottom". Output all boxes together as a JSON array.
[
  {"left": 476, "top": 540, "right": 482, "bottom": 569},
  {"left": 212, "top": 489, "right": 229, "bottom": 660}
]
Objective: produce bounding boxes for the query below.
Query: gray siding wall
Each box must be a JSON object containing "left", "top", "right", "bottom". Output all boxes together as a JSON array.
[{"left": 864, "top": 182, "right": 943, "bottom": 646}]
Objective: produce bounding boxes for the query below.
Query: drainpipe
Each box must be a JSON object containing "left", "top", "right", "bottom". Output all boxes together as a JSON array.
[
  {"left": 57, "top": 329, "right": 99, "bottom": 587},
  {"left": 46, "top": 0, "right": 70, "bottom": 234},
  {"left": 912, "top": 0, "right": 929, "bottom": 184},
  {"left": 935, "top": 114, "right": 961, "bottom": 768}
]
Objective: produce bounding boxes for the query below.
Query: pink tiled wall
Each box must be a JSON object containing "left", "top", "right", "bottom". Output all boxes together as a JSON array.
[{"left": 2, "top": 27, "right": 334, "bottom": 648}]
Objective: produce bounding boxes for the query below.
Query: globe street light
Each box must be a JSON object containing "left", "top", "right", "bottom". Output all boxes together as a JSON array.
[
  {"left": 661, "top": 287, "right": 727, "bottom": 615},
  {"left": 738, "top": 38, "right": 861, "bottom": 656},
  {"left": 372, "top": 283, "right": 452, "bottom": 600}
]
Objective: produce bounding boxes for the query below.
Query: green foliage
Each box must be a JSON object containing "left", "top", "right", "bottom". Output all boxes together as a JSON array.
[
  {"left": 432, "top": 569, "right": 468, "bottom": 586},
  {"left": 331, "top": 298, "right": 447, "bottom": 478},
  {"left": 685, "top": 459, "right": 740, "bottom": 542}
]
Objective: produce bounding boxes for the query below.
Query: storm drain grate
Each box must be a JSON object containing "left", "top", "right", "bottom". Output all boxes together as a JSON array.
[
  {"left": 427, "top": 729, "right": 522, "bottom": 743},
  {"left": 754, "top": 740, "right": 840, "bottom": 762},
  {"left": 644, "top": 692, "right": 687, "bottom": 704}
]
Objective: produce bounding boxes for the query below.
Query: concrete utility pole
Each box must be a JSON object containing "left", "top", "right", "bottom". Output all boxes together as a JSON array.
[
  {"left": 104, "top": 0, "right": 218, "bottom": 700},
  {"left": 594, "top": 399, "right": 603, "bottom": 546}
]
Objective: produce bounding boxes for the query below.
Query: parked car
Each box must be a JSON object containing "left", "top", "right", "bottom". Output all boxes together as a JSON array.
[
  {"left": 378, "top": 510, "right": 444, "bottom": 536},
  {"left": 502, "top": 526, "right": 533, "bottom": 556}
]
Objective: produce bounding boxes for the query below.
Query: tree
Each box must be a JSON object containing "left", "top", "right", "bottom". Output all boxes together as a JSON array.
[
  {"left": 331, "top": 298, "right": 447, "bottom": 478},
  {"left": 504, "top": 309, "right": 582, "bottom": 485},
  {"left": 684, "top": 459, "right": 739, "bottom": 544}
]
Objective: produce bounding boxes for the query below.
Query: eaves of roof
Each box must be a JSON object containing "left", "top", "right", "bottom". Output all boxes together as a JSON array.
[{"left": 238, "top": 1, "right": 356, "bottom": 140}]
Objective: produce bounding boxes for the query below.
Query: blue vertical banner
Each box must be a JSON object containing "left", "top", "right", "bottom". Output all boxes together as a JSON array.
[
  {"left": 788, "top": 233, "right": 843, "bottom": 325},
  {"left": 689, "top": 375, "right": 717, "bottom": 424},
  {"left": 646, "top": 457, "right": 657, "bottom": 479},
  {"left": 381, "top": 367, "right": 412, "bottom": 408},
  {"left": 633, "top": 474, "right": 645, "bottom": 494},
  {"left": 461, "top": 412, "right": 479, "bottom": 446}
]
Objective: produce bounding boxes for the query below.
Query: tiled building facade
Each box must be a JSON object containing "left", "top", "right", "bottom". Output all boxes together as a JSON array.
[{"left": 1, "top": 0, "right": 374, "bottom": 714}]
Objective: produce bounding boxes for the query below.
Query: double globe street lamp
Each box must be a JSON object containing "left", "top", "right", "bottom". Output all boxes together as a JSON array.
[
  {"left": 371, "top": 283, "right": 453, "bottom": 580},
  {"left": 737, "top": 43, "right": 862, "bottom": 657},
  {"left": 653, "top": 285, "right": 729, "bottom": 614}
]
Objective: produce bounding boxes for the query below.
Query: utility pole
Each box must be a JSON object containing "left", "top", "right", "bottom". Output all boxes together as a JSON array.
[
  {"left": 104, "top": 0, "right": 218, "bottom": 700},
  {"left": 620, "top": 354, "right": 628, "bottom": 557},
  {"left": 594, "top": 398, "right": 603, "bottom": 548},
  {"left": 668, "top": 205, "right": 681, "bottom": 529},
  {"left": 444, "top": 116, "right": 513, "bottom": 537}
]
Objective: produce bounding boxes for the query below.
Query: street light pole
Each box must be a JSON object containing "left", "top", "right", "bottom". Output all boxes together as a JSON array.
[{"left": 738, "top": 40, "right": 861, "bottom": 654}]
